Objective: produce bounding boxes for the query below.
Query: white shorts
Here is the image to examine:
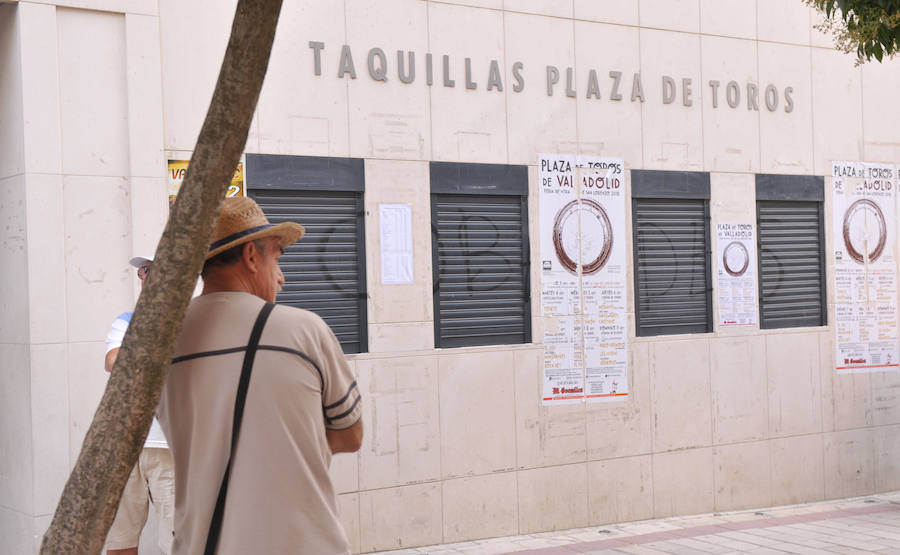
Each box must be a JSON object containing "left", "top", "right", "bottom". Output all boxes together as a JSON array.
[{"left": 106, "top": 448, "right": 175, "bottom": 553}]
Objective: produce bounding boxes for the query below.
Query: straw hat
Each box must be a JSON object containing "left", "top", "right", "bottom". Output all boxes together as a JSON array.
[{"left": 206, "top": 196, "right": 305, "bottom": 260}]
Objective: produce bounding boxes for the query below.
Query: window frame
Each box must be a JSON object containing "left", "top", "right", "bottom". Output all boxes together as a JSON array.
[
  {"left": 755, "top": 174, "right": 827, "bottom": 330},
  {"left": 429, "top": 161, "right": 532, "bottom": 349},
  {"left": 631, "top": 169, "right": 713, "bottom": 337},
  {"left": 246, "top": 153, "right": 368, "bottom": 354}
]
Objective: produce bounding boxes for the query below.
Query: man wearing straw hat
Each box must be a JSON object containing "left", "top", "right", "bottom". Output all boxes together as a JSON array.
[{"left": 158, "top": 196, "right": 363, "bottom": 555}]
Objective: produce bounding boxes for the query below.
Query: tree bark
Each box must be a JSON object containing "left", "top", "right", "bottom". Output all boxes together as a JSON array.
[{"left": 40, "top": 0, "right": 284, "bottom": 552}]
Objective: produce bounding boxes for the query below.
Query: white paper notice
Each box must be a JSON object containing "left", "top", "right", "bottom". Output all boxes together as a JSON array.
[
  {"left": 716, "top": 223, "right": 758, "bottom": 328},
  {"left": 539, "top": 154, "right": 628, "bottom": 405},
  {"left": 832, "top": 161, "right": 900, "bottom": 374},
  {"left": 379, "top": 203, "right": 414, "bottom": 285}
]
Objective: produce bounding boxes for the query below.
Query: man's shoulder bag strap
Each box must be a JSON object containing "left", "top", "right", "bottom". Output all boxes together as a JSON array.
[{"left": 203, "top": 301, "right": 276, "bottom": 555}]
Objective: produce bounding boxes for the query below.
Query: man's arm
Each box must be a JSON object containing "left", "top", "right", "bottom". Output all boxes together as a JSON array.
[
  {"left": 326, "top": 419, "right": 363, "bottom": 454},
  {"left": 105, "top": 347, "right": 119, "bottom": 372}
]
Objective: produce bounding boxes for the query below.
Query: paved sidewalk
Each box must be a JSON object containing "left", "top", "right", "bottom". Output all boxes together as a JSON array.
[{"left": 369, "top": 492, "right": 900, "bottom": 554}]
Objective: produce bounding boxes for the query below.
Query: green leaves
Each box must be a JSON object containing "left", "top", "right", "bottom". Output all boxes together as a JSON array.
[{"left": 807, "top": 0, "right": 900, "bottom": 63}]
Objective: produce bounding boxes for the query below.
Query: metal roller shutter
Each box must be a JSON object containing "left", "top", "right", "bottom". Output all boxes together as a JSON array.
[
  {"left": 756, "top": 200, "right": 826, "bottom": 329},
  {"left": 251, "top": 189, "right": 367, "bottom": 353},
  {"left": 431, "top": 193, "right": 531, "bottom": 348},
  {"left": 633, "top": 198, "right": 712, "bottom": 336}
]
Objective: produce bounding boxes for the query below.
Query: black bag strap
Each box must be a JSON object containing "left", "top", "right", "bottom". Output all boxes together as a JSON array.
[{"left": 203, "top": 301, "right": 276, "bottom": 555}]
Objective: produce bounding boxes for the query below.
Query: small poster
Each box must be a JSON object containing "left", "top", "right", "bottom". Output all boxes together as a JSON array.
[
  {"left": 832, "top": 161, "right": 899, "bottom": 373},
  {"left": 167, "top": 159, "right": 244, "bottom": 207},
  {"left": 379, "top": 204, "right": 414, "bottom": 285},
  {"left": 539, "top": 154, "right": 628, "bottom": 405},
  {"left": 716, "top": 223, "right": 758, "bottom": 327}
]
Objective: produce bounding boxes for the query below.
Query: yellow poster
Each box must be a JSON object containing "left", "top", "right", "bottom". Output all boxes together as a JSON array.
[{"left": 167, "top": 160, "right": 244, "bottom": 207}]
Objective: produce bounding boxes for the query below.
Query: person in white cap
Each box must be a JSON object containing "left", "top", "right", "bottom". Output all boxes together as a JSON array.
[
  {"left": 158, "top": 196, "right": 363, "bottom": 555},
  {"left": 104, "top": 255, "right": 174, "bottom": 555}
]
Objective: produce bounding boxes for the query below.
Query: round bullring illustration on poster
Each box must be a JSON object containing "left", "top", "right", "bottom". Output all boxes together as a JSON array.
[
  {"left": 842, "top": 198, "right": 887, "bottom": 264},
  {"left": 722, "top": 241, "right": 750, "bottom": 277},
  {"left": 552, "top": 198, "right": 613, "bottom": 275}
]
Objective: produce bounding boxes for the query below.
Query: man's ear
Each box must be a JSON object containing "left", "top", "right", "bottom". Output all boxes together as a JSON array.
[{"left": 241, "top": 241, "right": 259, "bottom": 273}]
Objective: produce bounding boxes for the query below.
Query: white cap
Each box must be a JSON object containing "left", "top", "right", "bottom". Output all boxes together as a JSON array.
[{"left": 129, "top": 256, "right": 153, "bottom": 268}]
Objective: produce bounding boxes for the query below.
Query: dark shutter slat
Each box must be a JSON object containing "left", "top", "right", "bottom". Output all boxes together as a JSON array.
[
  {"left": 432, "top": 193, "right": 531, "bottom": 348},
  {"left": 251, "top": 189, "right": 366, "bottom": 353},
  {"left": 757, "top": 200, "right": 825, "bottom": 329},
  {"left": 633, "top": 197, "right": 712, "bottom": 336}
]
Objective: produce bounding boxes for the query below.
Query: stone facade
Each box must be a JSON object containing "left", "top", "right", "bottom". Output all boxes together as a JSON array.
[{"left": 2, "top": 1, "right": 900, "bottom": 553}]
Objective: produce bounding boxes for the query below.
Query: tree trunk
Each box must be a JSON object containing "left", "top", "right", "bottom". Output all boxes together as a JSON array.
[{"left": 40, "top": 0, "right": 284, "bottom": 552}]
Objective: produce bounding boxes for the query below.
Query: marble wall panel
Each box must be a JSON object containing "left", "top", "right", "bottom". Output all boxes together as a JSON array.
[
  {"left": 357, "top": 355, "right": 441, "bottom": 490},
  {"left": 369, "top": 323, "right": 434, "bottom": 353},
  {"left": 573, "top": 21, "right": 643, "bottom": 166},
  {"left": 872, "top": 370, "right": 900, "bottom": 427},
  {"left": 159, "top": 0, "right": 237, "bottom": 151},
  {"left": 709, "top": 172, "right": 756, "bottom": 225},
  {"left": 25, "top": 0, "right": 156, "bottom": 14},
  {"left": 587, "top": 455, "right": 653, "bottom": 525},
  {"left": 515, "top": 346, "right": 587, "bottom": 468},
  {"left": 363, "top": 159, "right": 432, "bottom": 325},
  {"left": 255, "top": 1, "right": 350, "bottom": 157},
  {"left": 652, "top": 448, "right": 714, "bottom": 518},
  {"left": 713, "top": 441, "right": 771, "bottom": 511},
  {"left": 874, "top": 424, "right": 900, "bottom": 492},
  {"left": 758, "top": 42, "right": 814, "bottom": 174},
  {"left": 573, "top": 0, "right": 637, "bottom": 26},
  {"left": 507, "top": 0, "right": 572, "bottom": 19},
  {"left": 440, "top": 349, "right": 517, "bottom": 477},
  {"left": 822, "top": 339, "right": 873, "bottom": 433},
  {"left": 0, "top": 4, "right": 25, "bottom": 180},
  {"left": 358, "top": 482, "right": 442, "bottom": 553},
  {"left": 766, "top": 332, "right": 823, "bottom": 438},
  {"left": 640, "top": 0, "right": 700, "bottom": 33},
  {"left": 63, "top": 175, "right": 134, "bottom": 344},
  {"left": 124, "top": 14, "right": 165, "bottom": 178},
  {"left": 650, "top": 339, "right": 712, "bottom": 452},
  {"left": 861, "top": 59, "right": 900, "bottom": 163},
  {"left": 700, "top": 35, "right": 760, "bottom": 173},
  {"left": 26, "top": 173, "right": 68, "bottom": 345},
  {"left": 810, "top": 49, "right": 863, "bottom": 176},
  {"left": 586, "top": 341, "right": 652, "bottom": 460},
  {"left": 639, "top": 29, "right": 703, "bottom": 170},
  {"left": 699, "top": 0, "right": 756, "bottom": 39},
  {"left": 770, "top": 434, "right": 825, "bottom": 506},
  {"left": 504, "top": 12, "right": 577, "bottom": 165},
  {"left": 18, "top": 2, "right": 61, "bottom": 176},
  {"left": 0, "top": 344, "right": 32, "bottom": 514},
  {"left": 517, "top": 463, "right": 589, "bottom": 533},
  {"left": 345, "top": 0, "right": 430, "bottom": 160},
  {"left": 442, "top": 473, "right": 518, "bottom": 543},
  {"left": 0, "top": 175, "right": 29, "bottom": 345},
  {"left": 436, "top": 0, "right": 502, "bottom": 9},
  {"left": 757, "top": 0, "right": 811, "bottom": 46},
  {"left": 30, "top": 343, "right": 69, "bottom": 515},
  {"left": 127, "top": 176, "right": 167, "bottom": 266},
  {"left": 56, "top": 8, "right": 129, "bottom": 177},
  {"left": 823, "top": 429, "right": 875, "bottom": 500},
  {"left": 711, "top": 335, "right": 767, "bottom": 444},
  {"left": 428, "top": 3, "right": 507, "bottom": 163},
  {"left": 0, "top": 507, "right": 31, "bottom": 555}
]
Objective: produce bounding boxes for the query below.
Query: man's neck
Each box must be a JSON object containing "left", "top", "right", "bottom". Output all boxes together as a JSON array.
[{"left": 201, "top": 271, "right": 256, "bottom": 297}]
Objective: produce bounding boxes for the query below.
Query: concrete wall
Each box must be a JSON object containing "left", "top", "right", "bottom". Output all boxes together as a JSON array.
[
  {"left": 2, "top": 1, "right": 900, "bottom": 553},
  {"left": 0, "top": 0, "right": 168, "bottom": 551}
]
